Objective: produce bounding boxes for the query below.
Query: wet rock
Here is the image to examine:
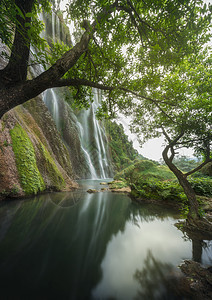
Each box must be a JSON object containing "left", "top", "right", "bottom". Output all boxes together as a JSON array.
[
  {"left": 100, "top": 182, "right": 108, "bottom": 185},
  {"left": 110, "top": 187, "right": 131, "bottom": 193},
  {"left": 87, "top": 189, "right": 98, "bottom": 193}
]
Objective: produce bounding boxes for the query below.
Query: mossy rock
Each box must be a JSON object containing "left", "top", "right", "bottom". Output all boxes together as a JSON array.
[
  {"left": 10, "top": 124, "right": 45, "bottom": 195},
  {"left": 38, "top": 142, "right": 65, "bottom": 191},
  {"left": 108, "top": 180, "right": 128, "bottom": 189}
]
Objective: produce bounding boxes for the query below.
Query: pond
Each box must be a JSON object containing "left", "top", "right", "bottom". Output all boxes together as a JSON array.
[{"left": 0, "top": 180, "right": 211, "bottom": 299}]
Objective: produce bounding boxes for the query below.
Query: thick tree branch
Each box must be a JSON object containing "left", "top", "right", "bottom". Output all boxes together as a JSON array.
[
  {"left": 32, "top": 32, "right": 91, "bottom": 87},
  {"left": 185, "top": 139, "right": 212, "bottom": 176},
  {"left": 162, "top": 130, "right": 184, "bottom": 164},
  {"left": 53, "top": 77, "right": 177, "bottom": 120},
  {"left": 185, "top": 158, "right": 212, "bottom": 177}
]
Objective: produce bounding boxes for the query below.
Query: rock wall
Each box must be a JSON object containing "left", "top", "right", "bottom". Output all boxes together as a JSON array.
[
  {"left": 43, "top": 87, "right": 92, "bottom": 178},
  {"left": 0, "top": 96, "right": 77, "bottom": 200}
]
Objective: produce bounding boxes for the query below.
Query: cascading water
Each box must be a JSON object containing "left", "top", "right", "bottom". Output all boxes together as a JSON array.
[
  {"left": 36, "top": 9, "right": 112, "bottom": 179},
  {"left": 43, "top": 88, "right": 60, "bottom": 130},
  {"left": 77, "top": 89, "right": 110, "bottom": 178},
  {"left": 52, "top": 13, "right": 55, "bottom": 41},
  {"left": 77, "top": 122, "right": 98, "bottom": 179}
]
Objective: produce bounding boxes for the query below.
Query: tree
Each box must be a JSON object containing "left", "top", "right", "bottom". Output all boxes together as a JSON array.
[
  {"left": 129, "top": 51, "right": 212, "bottom": 225},
  {"left": 0, "top": 0, "right": 211, "bottom": 227},
  {"left": 0, "top": 0, "right": 211, "bottom": 117}
]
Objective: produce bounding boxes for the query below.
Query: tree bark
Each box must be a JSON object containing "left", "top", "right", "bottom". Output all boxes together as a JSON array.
[
  {"left": 162, "top": 144, "right": 200, "bottom": 221},
  {"left": 0, "top": 0, "right": 35, "bottom": 86}
]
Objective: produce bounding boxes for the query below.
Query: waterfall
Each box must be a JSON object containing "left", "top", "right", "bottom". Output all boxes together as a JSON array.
[
  {"left": 43, "top": 89, "right": 60, "bottom": 130},
  {"left": 77, "top": 122, "right": 98, "bottom": 179},
  {"left": 56, "top": 15, "right": 60, "bottom": 41},
  {"left": 52, "top": 13, "right": 55, "bottom": 41},
  {"left": 36, "top": 9, "right": 112, "bottom": 179},
  {"left": 77, "top": 89, "right": 110, "bottom": 179}
]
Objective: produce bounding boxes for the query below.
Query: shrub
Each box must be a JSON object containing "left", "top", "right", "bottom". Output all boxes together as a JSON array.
[
  {"left": 130, "top": 178, "right": 186, "bottom": 203},
  {"left": 189, "top": 177, "right": 212, "bottom": 197}
]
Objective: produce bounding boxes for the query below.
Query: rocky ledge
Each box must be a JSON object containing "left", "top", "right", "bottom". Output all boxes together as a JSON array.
[{"left": 179, "top": 260, "right": 212, "bottom": 300}]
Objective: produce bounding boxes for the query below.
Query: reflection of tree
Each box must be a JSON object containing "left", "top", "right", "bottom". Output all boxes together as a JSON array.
[
  {"left": 183, "top": 230, "right": 211, "bottom": 264},
  {"left": 133, "top": 250, "right": 182, "bottom": 300},
  {"left": 192, "top": 239, "right": 203, "bottom": 263}
]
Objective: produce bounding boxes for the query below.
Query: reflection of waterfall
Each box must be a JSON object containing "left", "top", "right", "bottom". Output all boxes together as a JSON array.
[{"left": 36, "top": 10, "right": 112, "bottom": 179}]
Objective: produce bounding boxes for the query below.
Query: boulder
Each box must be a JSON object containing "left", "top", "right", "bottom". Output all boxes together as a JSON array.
[{"left": 87, "top": 189, "right": 98, "bottom": 193}]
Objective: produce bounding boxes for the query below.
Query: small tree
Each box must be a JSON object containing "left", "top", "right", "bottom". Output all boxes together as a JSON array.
[{"left": 128, "top": 51, "right": 212, "bottom": 225}]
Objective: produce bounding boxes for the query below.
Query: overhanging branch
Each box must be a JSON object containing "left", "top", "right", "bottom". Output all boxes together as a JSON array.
[{"left": 53, "top": 78, "right": 176, "bottom": 121}]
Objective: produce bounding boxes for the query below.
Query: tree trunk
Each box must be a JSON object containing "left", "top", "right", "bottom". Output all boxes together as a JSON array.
[
  {"left": 162, "top": 147, "right": 200, "bottom": 222},
  {"left": 0, "top": 0, "right": 35, "bottom": 86}
]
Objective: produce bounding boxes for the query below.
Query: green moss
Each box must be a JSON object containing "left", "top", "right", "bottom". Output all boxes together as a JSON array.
[
  {"left": 10, "top": 124, "right": 45, "bottom": 195},
  {"left": 108, "top": 180, "right": 128, "bottom": 189},
  {"left": 38, "top": 142, "right": 65, "bottom": 190}
]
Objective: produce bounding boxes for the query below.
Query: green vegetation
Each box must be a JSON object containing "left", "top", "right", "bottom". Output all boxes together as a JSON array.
[
  {"left": 201, "top": 162, "right": 212, "bottom": 177},
  {"left": 189, "top": 177, "right": 212, "bottom": 198},
  {"left": 10, "top": 124, "right": 45, "bottom": 195},
  {"left": 115, "top": 159, "right": 181, "bottom": 201},
  {"left": 105, "top": 120, "right": 140, "bottom": 171},
  {"left": 108, "top": 180, "right": 129, "bottom": 189},
  {"left": 114, "top": 159, "right": 212, "bottom": 212},
  {"left": 115, "top": 160, "right": 175, "bottom": 182},
  {"left": 0, "top": 184, "right": 21, "bottom": 198},
  {"left": 38, "top": 143, "right": 65, "bottom": 191}
]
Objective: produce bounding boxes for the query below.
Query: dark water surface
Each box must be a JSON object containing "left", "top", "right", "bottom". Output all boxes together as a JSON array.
[{"left": 0, "top": 180, "right": 211, "bottom": 300}]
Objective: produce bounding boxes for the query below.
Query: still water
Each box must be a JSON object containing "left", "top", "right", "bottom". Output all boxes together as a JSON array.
[{"left": 0, "top": 180, "right": 211, "bottom": 300}]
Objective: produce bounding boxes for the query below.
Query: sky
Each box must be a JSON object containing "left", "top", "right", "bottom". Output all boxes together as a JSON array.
[
  {"left": 117, "top": 115, "right": 194, "bottom": 162},
  {"left": 59, "top": 0, "right": 210, "bottom": 161}
]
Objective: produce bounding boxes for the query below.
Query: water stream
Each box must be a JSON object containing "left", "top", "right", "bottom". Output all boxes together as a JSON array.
[{"left": 0, "top": 182, "right": 211, "bottom": 299}]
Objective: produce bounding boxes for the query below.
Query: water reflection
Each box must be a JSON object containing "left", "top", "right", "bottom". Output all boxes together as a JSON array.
[
  {"left": 48, "top": 191, "right": 83, "bottom": 208},
  {"left": 0, "top": 181, "right": 211, "bottom": 299},
  {"left": 191, "top": 238, "right": 212, "bottom": 265},
  {"left": 134, "top": 250, "right": 182, "bottom": 300},
  {"left": 92, "top": 213, "right": 191, "bottom": 300}
]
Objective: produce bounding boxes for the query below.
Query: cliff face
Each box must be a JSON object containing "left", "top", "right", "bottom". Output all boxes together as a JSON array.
[
  {"left": 43, "top": 88, "right": 91, "bottom": 178},
  {"left": 105, "top": 120, "right": 141, "bottom": 172},
  {"left": 0, "top": 96, "right": 77, "bottom": 200}
]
